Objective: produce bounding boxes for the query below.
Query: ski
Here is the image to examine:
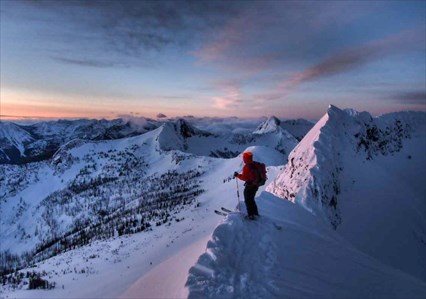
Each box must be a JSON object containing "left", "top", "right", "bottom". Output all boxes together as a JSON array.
[
  {"left": 214, "top": 210, "right": 227, "bottom": 216},
  {"left": 221, "top": 207, "right": 233, "bottom": 213}
]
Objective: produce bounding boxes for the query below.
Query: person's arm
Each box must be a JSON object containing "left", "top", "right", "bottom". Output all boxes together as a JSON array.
[{"left": 235, "top": 165, "right": 251, "bottom": 181}]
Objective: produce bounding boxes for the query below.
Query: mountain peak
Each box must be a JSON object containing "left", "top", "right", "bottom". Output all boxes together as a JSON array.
[
  {"left": 0, "top": 122, "right": 34, "bottom": 159},
  {"left": 326, "top": 104, "right": 344, "bottom": 117},
  {"left": 170, "top": 118, "right": 200, "bottom": 138},
  {"left": 156, "top": 119, "right": 212, "bottom": 151},
  {"left": 253, "top": 116, "right": 281, "bottom": 134},
  {"left": 268, "top": 115, "right": 281, "bottom": 125}
]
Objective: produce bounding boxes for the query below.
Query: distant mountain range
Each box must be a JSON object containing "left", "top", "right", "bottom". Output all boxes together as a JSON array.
[
  {"left": 0, "top": 117, "right": 313, "bottom": 164},
  {"left": 0, "top": 118, "right": 158, "bottom": 164}
]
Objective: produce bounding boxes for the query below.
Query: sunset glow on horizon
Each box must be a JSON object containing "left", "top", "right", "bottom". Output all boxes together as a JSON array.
[{"left": 1, "top": 1, "right": 425, "bottom": 121}]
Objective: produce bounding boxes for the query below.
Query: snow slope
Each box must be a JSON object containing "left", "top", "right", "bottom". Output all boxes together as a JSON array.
[
  {"left": 0, "top": 118, "right": 159, "bottom": 164},
  {"left": 267, "top": 105, "right": 426, "bottom": 281},
  {"left": 0, "top": 125, "right": 209, "bottom": 255},
  {"left": 1, "top": 145, "right": 283, "bottom": 298},
  {"left": 187, "top": 192, "right": 426, "bottom": 299},
  {"left": 1, "top": 115, "right": 286, "bottom": 298},
  {"left": 0, "top": 122, "right": 35, "bottom": 161},
  {"left": 253, "top": 116, "right": 282, "bottom": 134}
]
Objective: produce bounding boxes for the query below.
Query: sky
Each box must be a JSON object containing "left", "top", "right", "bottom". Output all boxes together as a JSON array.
[{"left": 0, "top": 0, "right": 425, "bottom": 120}]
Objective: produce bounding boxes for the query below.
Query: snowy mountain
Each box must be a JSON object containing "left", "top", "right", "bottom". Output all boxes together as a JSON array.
[
  {"left": 0, "top": 118, "right": 159, "bottom": 164},
  {"left": 0, "top": 122, "right": 35, "bottom": 163},
  {"left": 0, "top": 126, "right": 206, "bottom": 257},
  {"left": 253, "top": 116, "right": 282, "bottom": 134},
  {"left": 0, "top": 118, "right": 289, "bottom": 272},
  {"left": 267, "top": 105, "right": 426, "bottom": 281},
  {"left": 0, "top": 124, "right": 287, "bottom": 297},
  {"left": 1, "top": 117, "right": 307, "bottom": 165},
  {"left": 1, "top": 107, "right": 425, "bottom": 298},
  {"left": 155, "top": 118, "right": 298, "bottom": 163},
  {"left": 156, "top": 119, "right": 213, "bottom": 152},
  {"left": 254, "top": 116, "right": 314, "bottom": 141}
]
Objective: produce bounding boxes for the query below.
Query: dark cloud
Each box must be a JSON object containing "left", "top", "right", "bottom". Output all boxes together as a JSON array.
[
  {"left": 156, "top": 113, "right": 167, "bottom": 118},
  {"left": 16, "top": 0, "right": 243, "bottom": 57},
  {"left": 51, "top": 56, "right": 128, "bottom": 68},
  {"left": 288, "top": 29, "right": 425, "bottom": 87},
  {"left": 393, "top": 91, "right": 426, "bottom": 105},
  {"left": 253, "top": 29, "right": 426, "bottom": 101},
  {"left": 193, "top": 1, "right": 381, "bottom": 72}
]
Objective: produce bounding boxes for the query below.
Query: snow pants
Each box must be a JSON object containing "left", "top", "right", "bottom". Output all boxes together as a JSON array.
[{"left": 244, "top": 184, "right": 259, "bottom": 216}]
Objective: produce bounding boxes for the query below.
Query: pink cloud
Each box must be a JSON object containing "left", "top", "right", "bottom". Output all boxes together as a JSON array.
[
  {"left": 211, "top": 79, "right": 243, "bottom": 109},
  {"left": 213, "top": 96, "right": 241, "bottom": 109}
]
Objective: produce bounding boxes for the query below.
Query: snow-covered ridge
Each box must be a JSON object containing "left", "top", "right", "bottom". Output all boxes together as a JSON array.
[
  {"left": 0, "top": 122, "right": 34, "bottom": 147},
  {"left": 153, "top": 118, "right": 298, "bottom": 163},
  {"left": 156, "top": 119, "right": 213, "bottom": 152},
  {"left": 253, "top": 116, "right": 282, "bottom": 134},
  {"left": 0, "top": 118, "right": 159, "bottom": 164},
  {"left": 253, "top": 116, "right": 314, "bottom": 142},
  {"left": 1, "top": 116, "right": 311, "bottom": 164},
  {"left": 267, "top": 106, "right": 347, "bottom": 227},
  {"left": 187, "top": 192, "right": 426, "bottom": 298},
  {"left": 0, "top": 122, "right": 35, "bottom": 160},
  {"left": 267, "top": 105, "right": 426, "bottom": 227},
  {"left": 266, "top": 105, "right": 426, "bottom": 280}
]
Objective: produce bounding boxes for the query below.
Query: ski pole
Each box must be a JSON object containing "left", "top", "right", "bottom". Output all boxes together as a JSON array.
[{"left": 235, "top": 178, "right": 240, "bottom": 212}]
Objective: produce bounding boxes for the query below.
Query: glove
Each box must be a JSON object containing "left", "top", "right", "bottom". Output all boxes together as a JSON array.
[{"left": 233, "top": 171, "right": 239, "bottom": 178}]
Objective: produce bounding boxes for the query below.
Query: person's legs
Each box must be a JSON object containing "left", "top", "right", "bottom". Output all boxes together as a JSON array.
[
  {"left": 244, "top": 185, "right": 259, "bottom": 217},
  {"left": 252, "top": 188, "right": 259, "bottom": 216},
  {"left": 252, "top": 186, "right": 259, "bottom": 216}
]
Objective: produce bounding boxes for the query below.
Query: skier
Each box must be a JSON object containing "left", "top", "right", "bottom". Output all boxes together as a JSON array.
[{"left": 234, "top": 151, "right": 266, "bottom": 220}]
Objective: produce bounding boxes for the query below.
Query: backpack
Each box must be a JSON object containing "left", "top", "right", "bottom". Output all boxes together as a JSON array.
[{"left": 249, "top": 161, "right": 267, "bottom": 186}]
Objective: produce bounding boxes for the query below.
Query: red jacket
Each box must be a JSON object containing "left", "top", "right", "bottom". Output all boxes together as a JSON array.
[{"left": 236, "top": 163, "right": 257, "bottom": 183}]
